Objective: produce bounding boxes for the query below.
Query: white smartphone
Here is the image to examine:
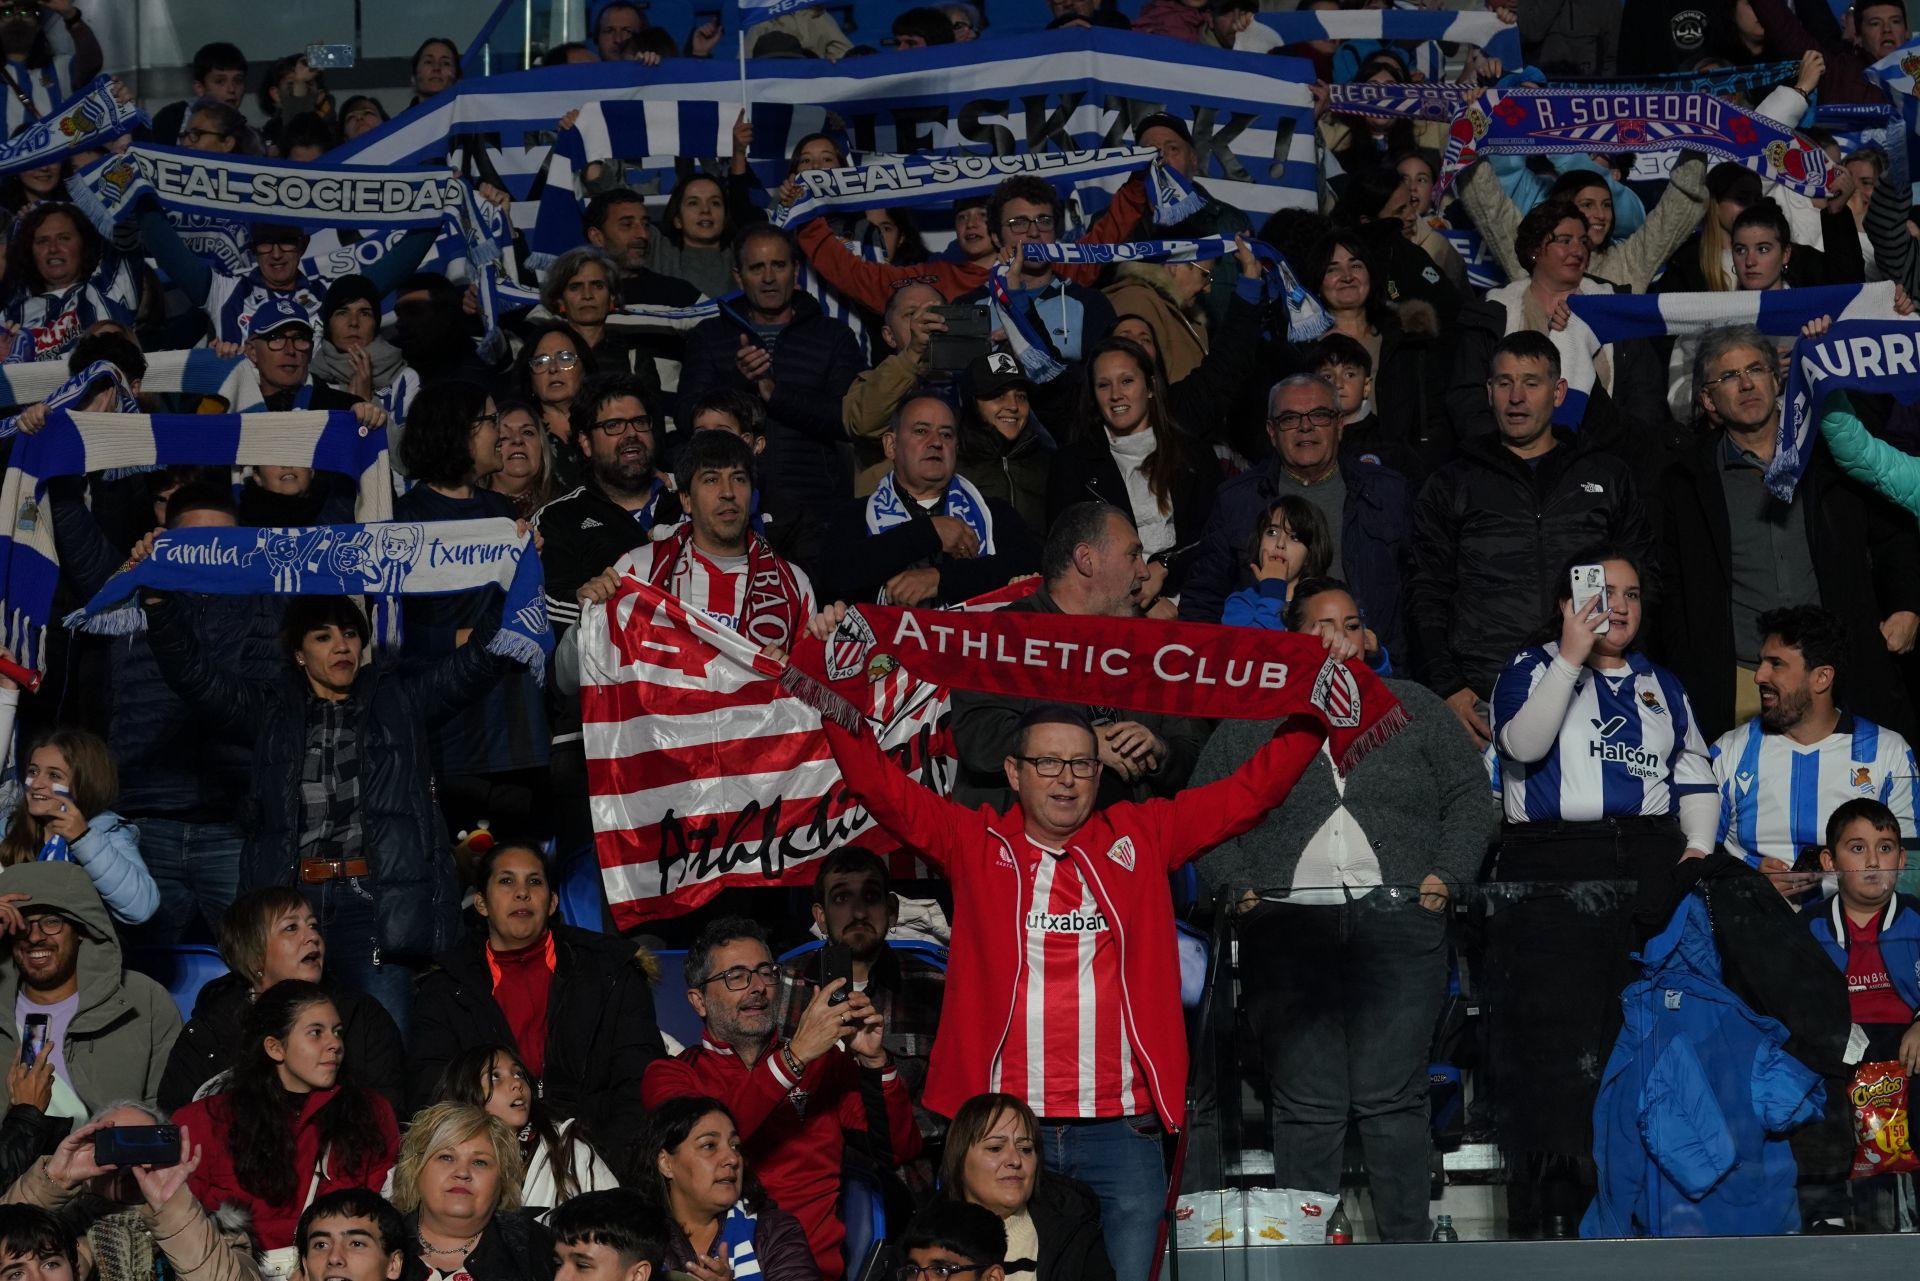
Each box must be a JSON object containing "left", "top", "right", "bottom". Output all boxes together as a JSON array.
[{"left": 1569, "top": 563, "right": 1610, "bottom": 635}]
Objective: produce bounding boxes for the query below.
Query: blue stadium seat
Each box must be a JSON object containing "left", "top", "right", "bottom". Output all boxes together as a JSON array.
[
  {"left": 779, "top": 938, "right": 949, "bottom": 972},
  {"left": 127, "top": 944, "right": 228, "bottom": 1020},
  {"left": 555, "top": 841, "right": 607, "bottom": 930},
  {"left": 648, "top": 948, "right": 708, "bottom": 1052},
  {"left": 839, "top": 1164, "right": 889, "bottom": 1278}
]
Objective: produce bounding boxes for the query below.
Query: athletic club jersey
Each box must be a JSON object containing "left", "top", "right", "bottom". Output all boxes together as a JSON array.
[
  {"left": 207, "top": 270, "right": 327, "bottom": 345},
  {"left": 1491, "top": 644, "right": 1716, "bottom": 824},
  {"left": 991, "top": 840, "right": 1153, "bottom": 1120},
  {"left": 1712, "top": 715, "right": 1918, "bottom": 869}
]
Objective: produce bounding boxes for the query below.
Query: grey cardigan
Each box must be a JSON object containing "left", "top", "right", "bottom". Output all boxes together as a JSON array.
[{"left": 1190, "top": 678, "right": 1498, "bottom": 896}]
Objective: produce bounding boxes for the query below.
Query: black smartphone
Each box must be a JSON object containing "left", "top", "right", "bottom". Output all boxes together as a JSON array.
[
  {"left": 93, "top": 1125, "right": 182, "bottom": 1170},
  {"left": 820, "top": 940, "right": 854, "bottom": 1006},
  {"left": 19, "top": 1014, "right": 46, "bottom": 1067},
  {"left": 928, "top": 302, "right": 991, "bottom": 373}
]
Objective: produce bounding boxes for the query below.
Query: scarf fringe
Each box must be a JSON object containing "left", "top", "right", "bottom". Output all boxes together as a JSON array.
[
  {"left": 1335, "top": 701, "right": 1409, "bottom": 776},
  {"left": 63, "top": 603, "right": 143, "bottom": 636},
  {"left": 486, "top": 628, "right": 549, "bottom": 684},
  {"left": 778, "top": 665, "right": 865, "bottom": 731}
]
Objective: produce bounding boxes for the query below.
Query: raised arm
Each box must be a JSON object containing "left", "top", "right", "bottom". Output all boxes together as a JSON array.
[
  {"left": 141, "top": 594, "right": 268, "bottom": 734},
  {"left": 820, "top": 716, "right": 972, "bottom": 872},
  {"left": 1129, "top": 716, "right": 1327, "bottom": 868},
  {"left": 135, "top": 207, "right": 214, "bottom": 307},
  {"left": 1820, "top": 388, "right": 1920, "bottom": 516},
  {"left": 361, "top": 227, "right": 441, "bottom": 298}
]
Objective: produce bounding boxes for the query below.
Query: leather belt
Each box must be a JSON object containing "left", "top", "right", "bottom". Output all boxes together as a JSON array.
[{"left": 299, "top": 857, "right": 371, "bottom": 884}]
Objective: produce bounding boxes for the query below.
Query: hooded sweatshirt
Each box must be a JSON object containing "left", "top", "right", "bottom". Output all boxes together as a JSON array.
[{"left": 0, "top": 862, "right": 182, "bottom": 1112}]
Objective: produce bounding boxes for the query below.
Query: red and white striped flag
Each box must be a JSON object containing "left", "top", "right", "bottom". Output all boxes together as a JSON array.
[{"left": 577, "top": 578, "right": 1032, "bottom": 927}]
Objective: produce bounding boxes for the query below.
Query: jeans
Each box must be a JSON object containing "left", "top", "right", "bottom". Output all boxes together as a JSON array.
[
  {"left": 1040, "top": 1116, "right": 1168, "bottom": 1281},
  {"left": 301, "top": 877, "right": 413, "bottom": 1041},
  {"left": 129, "top": 818, "right": 243, "bottom": 945},
  {"left": 1239, "top": 888, "right": 1450, "bottom": 1242}
]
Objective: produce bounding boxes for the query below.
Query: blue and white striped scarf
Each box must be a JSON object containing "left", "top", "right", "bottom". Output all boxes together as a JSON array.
[
  {"left": 1568, "top": 281, "right": 1899, "bottom": 347},
  {"left": 0, "top": 409, "right": 393, "bottom": 672},
  {"left": 69, "top": 518, "right": 553, "bottom": 675},
  {"left": 721, "top": 1202, "right": 762, "bottom": 1280},
  {"left": 867, "top": 469, "right": 995, "bottom": 556},
  {"left": 1437, "top": 88, "right": 1832, "bottom": 200},
  {"left": 1559, "top": 60, "right": 1800, "bottom": 96},
  {"left": 0, "top": 76, "right": 145, "bottom": 177},
  {"left": 1777, "top": 319, "right": 1920, "bottom": 500},
  {"left": 0, "top": 348, "right": 242, "bottom": 412},
  {"left": 1326, "top": 82, "right": 1469, "bottom": 124},
  {"left": 1025, "top": 237, "right": 1329, "bottom": 341},
  {"left": 986, "top": 263, "right": 1069, "bottom": 385},
  {"left": 0, "top": 360, "right": 136, "bottom": 439}
]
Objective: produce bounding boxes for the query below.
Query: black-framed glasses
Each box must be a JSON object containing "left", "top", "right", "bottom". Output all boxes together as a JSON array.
[
  {"left": 895, "top": 1265, "right": 984, "bottom": 1281},
  {"left": 470, "top": 413, "right": 500, "bottom": 432},
  {"left": 1017, "top": 754, "right": 1100, "bottom": 778},
  {"left": 529, "top": 350, "right": 580, "bottom": 370},
  {"left": 700, "top": 962, "right": 779, "bottom": 991},
  {"left": 1002, "top": 215, "right": 1056, "bottom": 234},
  {"left": 260, "top": 331, "right": 314, "bottom": 351},
  {"left": 179, "top": 128, "right": 228, "bottom": 145},
  {"left": 23, "top": 915, "right": 68, "bottom": 939},
  {"left": 594, "top": 415, "right": 652, "bottom": 437},
  {"left": 1267, "top": 408, "right": 1337, "bottom": 432},
  {"left": 1701, "top": 361, "right": 1773, "bottom": 392}
]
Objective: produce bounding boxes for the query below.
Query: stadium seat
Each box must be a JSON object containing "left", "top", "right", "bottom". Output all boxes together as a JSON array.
[
  {"left": 127, "top": 944, "right": 228, "bottom": 1020},
  {"left": 779, "top": 937, "right": 949, "bottom": 972},
  {"left": 839, "top": 1163, "right": 889, "bottom": 1277},
  {"left": 648, "top": 948, "right": 707, "bottom": 1052},
  {"left": 555, "top": 840, "right": 608, "bottom": 930}
]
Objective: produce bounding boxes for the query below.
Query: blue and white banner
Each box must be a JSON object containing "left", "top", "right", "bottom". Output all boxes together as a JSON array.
[
  {"left": 1024, "top": 237, "right": 1329, "bottom": 340},
  {"left": 1257, "top": 8, "right": 1521, "bottom": 68},
  {"left": 332, "top": 31, "right": 1318, "bottom": 232},
  {"left": 0, "top": 347, "right": 241, "bottom": 411},
  {"left": 72, "top": 518, "right": 553, "bottom": 675},
  {"left": 1439, "top": 226, "right": 1503, "bottom": 289},
  {"left": 0, "top": 360, "right": 136, "bottom": 439},
  {"left": 739, "top": 0, "right": 829, "bottom": 22},
  {"left": 0, "top": 410, "right": 393, "bottom": 672},
  {"left": 1777, "top": 319, "right": 1920, "bottom": 500},
  {"left": 1568, "top": 282, "right": 1899, "bottom": 346},
  {"left": 0, "top": 76, "right": 144, "bottom": 177},
  {"left": 1558, "top": 60, "right": 1799, "bottom": 97}
]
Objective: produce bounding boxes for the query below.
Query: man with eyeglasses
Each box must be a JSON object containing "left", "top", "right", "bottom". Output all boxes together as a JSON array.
[
  {"left": 1409, "top": 331, "right": 1654, "bottom": 749},
  {"left": 895, "top": 1202, "right": 1007, "bottom": 1281},
  {"left": 1180, "top": 374, "right": 1413, "bottom": 662},
  {"left": 809, "top": 634, "right": 1331, "bottom": 1281},
  {"left": 0, "top": 861, "right": 181, "bottom": 1115},
  {"left": 1651, "top": 323, "right": 1920, "bottom": 741},
  {"left": 237, "top": 298, "right": 386, "bottom": 429},
  {"left": 1099, "top": 114, "right": 1253, "bottom": 327},
  {"left": 643, "top": 916, "right": 919, "bottom": 1281}
]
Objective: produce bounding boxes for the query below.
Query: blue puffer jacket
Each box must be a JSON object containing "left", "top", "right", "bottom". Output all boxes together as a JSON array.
[
  {"left": 1584, "top": 894, "right": 1826, "bottom": 1239},
  {"left": 1807, "top": 892, "right": 1920, "bottom": 1015}
]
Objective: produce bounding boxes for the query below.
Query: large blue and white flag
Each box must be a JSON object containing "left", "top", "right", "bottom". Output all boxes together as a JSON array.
[
  {"left": 1569, "top": 282, "right": 1899, "bottom": 346},
  {"left": 738, "top": 0, "right": 829, "bottom": 21},
  {"left": 1258, "top": 8, "right": 1521, "bottom": 69},
  {"left": 332, "top": 31, "right": 1318, "bottom": 231}
]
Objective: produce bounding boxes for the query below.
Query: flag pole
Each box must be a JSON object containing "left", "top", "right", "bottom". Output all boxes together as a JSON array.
[{"left": 738, "top": 28, "right": 749, "bottom": 114}]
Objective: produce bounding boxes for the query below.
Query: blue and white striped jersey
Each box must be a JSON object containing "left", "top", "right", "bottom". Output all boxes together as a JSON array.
[
  {"left": 1491, "top": 644, "right": 1716, "bottom": 824},
  {"left": 2, "top": 256, "right": 139, "bottom": 361},
  {"left": 1711, "top": 714, "right": 1918, "bottom": 869},
  {"left": 207, "top": 270, "right": 327, "bottom": 346}
]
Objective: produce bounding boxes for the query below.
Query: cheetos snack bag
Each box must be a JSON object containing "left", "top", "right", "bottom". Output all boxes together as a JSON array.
[{"left": 1849, "top": 1061, "right": 1919, "bottom": 1179}]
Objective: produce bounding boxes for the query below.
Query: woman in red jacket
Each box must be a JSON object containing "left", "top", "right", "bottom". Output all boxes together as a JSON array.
[{"left": 174, "top": 980, "right": 400, "bottom": 1267}]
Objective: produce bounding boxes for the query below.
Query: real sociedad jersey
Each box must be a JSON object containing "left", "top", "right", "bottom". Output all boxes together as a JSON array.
[
  {"left": 206, "top": 269, "right": 327, "bottom": 346},
  {"left": 1491, "top": 643, "right": 1716, "bottom": 824},
  {"left": 2, "top": 255, "right": 139, "bottom": 361},
  {"left": 1712, "top": 714, "right": 1918, "bottom": 869}
]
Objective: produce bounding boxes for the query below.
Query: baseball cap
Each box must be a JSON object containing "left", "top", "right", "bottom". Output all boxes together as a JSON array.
[
  {"left": 968, "top": 351, "right": 1033, "bottom": 398},
  {"left": 244, "top": 296, "right": 315, "bottom": 342},
  {"left": 1133, "top": 113, "right": 1194, "bottom": 148}
]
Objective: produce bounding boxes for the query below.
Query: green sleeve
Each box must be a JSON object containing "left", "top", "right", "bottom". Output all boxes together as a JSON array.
[{"left": 1821, "top": 389, "right": 1920, "bottom": 516}]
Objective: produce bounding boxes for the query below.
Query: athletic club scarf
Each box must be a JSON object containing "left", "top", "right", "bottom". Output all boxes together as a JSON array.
[
  {"left": 0, "top": 409, "right": 393, "bottom": 672},
  {"left": 69, "top": 518, "right": 553, "bottom": 674},
  {"left": 1436, "top": 88, "right": 1832, "bottom": 200},
  {"left": 643, "top": 524, "right": 807, "bottom": 652},
  {"left": 788, "top": 606, "right": 1409, "bottom": 775},
  {"left": 1025, "top": 238, "right": 1330, "bottom": 341},
  {"left": 0, "top": 347, "right": 241, "bottom": 412},
  {"left": 1568, "top": 281, "right": 1900, "bottom": 346},
  {"left": 866, "top": 470, "right": 996, "bottom": 559},
  {"left": 1257, "top": 8, "right": 1521, "bottom": 68},
  {"left": 1775, "top": 319, "right": 1920, "bottom": 501},
  {"left": 0, "top": 76, "right": 145, "bottom": 178},
  {"left": 0, "top": 360, "right": 136, "bottom": 439}
]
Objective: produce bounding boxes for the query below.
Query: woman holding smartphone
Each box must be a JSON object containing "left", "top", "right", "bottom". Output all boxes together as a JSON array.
[{"left": 1484, "top": 550, "right": 1718, "bottom": 1236}]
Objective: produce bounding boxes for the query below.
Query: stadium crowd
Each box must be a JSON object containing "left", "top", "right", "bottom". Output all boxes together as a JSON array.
[{"left": 0, "top": 0, "right": 1914, "bottom": 1276}]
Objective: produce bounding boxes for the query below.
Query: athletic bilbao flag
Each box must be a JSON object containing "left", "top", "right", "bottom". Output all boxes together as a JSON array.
[{"left": 575, "top": 578, "right": 1031, "bottom": 925}]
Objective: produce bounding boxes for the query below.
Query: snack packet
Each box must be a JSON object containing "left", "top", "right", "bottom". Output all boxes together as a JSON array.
[{"left": 1849, "top": 1060, "right": 1918, "bottom": 1179}]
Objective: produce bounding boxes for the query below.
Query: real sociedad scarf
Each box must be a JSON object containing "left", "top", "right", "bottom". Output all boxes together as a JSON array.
[
  {"left": 866, "top": 470, "right": 996, "bottom": 560},
  {"left": 787, "top": 604, "right": 1410, "bottom": 775},
  {"left": 1436, "top": 88, "right": 1831, "bottom": 199},
  {"left": 1488, "top": 278, "right": 1601, "bottom": 428},
  {"left": 1027, "top": 238, "right": 1330, "bottom": 341},
  {"left": 986, "top": 262, "right": 1069, "bottom": 384},
  {"left": 1326, "top": 82, "right": 1469, "bottom": 124},
  {"left": 1568, "top": 281, "right": 1900, "bottom": 346},
  {"left": 721, "top": 1203, "right": 762, "bottom": 1280},
  {"left": 1257, "top": 8, "right": 1521, "bottom": 67},
  {"left": 0, "top": 77, "right": 145, "bottom": 177},
  {"left": 0, "top": 409, "right": 393, "bottom": 672},
  {"left": 69, "top": 518, "right": 553, "bottom": 675},
  {"left": 1775, "top": 319, "right": 1920, "bottom": 500},
  {"left": 0, "top": 348, "right": 240, "bottom": 411},
  {"left": 0, "top": 360, "right": 136, "bottom": 439}
]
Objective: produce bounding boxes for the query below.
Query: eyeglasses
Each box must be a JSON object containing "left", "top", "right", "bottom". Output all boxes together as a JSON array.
[
  {"left": 895, "top": 1265, "right": 984, "bottom": 1281},
  {"left": 1017, "top": 754, "right": 1100, "bottom": 778},
  {"left": 259, "top": 331, "right": 314, "bottom": 351},
  {"left": 23, "top": 915, "right": 68, "bottom": 939},
  {"left": 1702, "top": 361, "right": 1773, "bottom": 392},
  {"left": 179, "top": 128, "right": 228, "bottom": 145},
  {"left": 470, "top": 413, "right": 500, "bottom": 432},
  {"left": 529, "top": 350, "right": 580, "bottom": 371},
  {"left": 594, "top": 415, "right": 652, "bottom": 437},
  {"left": 700, "top": 962, "right": 779, "bottom": 991},
  {"left": 1267, "top": 408, "right": 1337, "bottom": 432},
  {"left": 1002, "top": 215, "right": 1056, "bottom": 234}
]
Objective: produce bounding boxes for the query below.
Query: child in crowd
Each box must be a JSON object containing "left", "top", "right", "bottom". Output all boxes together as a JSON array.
[
  {"left": 1223, "top": 499, "right": 1388, "bottom": 672},
  {"left": 1308, "top": 333, "right": 1424, "bottom": 479},
  {"left": 548, "top": 1189, "right": 670, "bottom": 1281},
  {"left": 898, "top": 1202, "right": 1008, "bottom": 1281}
]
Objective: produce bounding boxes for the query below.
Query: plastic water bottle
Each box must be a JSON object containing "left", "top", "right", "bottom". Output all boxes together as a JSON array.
[
  {"left": 1326, "top": 1204, "right": 1352, "bottom": 1245},
  {"left": 38, "top": 786, "right": 71, "bottom": 862},
  {"left": 1431, "top": 1215, "right": 1459, "bottom": 1243}
]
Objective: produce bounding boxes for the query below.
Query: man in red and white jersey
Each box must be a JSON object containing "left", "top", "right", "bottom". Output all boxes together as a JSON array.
[{"left": 800, "top": 603, "right": 1351, "bottom": 1280}]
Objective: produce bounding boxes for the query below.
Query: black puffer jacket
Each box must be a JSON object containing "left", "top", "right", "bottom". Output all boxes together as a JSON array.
[
  {"left": 408, "top": 923, "right": 665, "bottom": 1158},
  {"left": 1408, "top": 430, "right": 1657, "bottom": 700},
  {"left": 142, "top": 594, "right": 513, "bottom": 960},
  {"left": 1025, "top": 1172, "right": 1115, "bottom": 1281},
  {"left": 157, "top": 973, "right": 406, "bottom": 1115}
]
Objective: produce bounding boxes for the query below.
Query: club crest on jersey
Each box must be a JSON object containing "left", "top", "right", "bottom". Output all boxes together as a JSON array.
[
  {"left": 1106, "top": 836, "right": 1136, "bottom": 871},
  {"left": 1639, "top": 689, "right": 1666, "bottom": 716},
  {"left": 1852, "top": 766, "right": 1874, "bottom": 792},
  {"left": 1310, "top": 657, "right": 1362, "bottom": 729},
  {"left": 824, "top": 611, "right": 877, "bottom": 681}
]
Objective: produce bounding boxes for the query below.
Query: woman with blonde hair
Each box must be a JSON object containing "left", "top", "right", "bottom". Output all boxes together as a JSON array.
[
  {"left": 392, "top": 1102, "right": 550, "bottom": 1281},
  {"left": 938, "top": 1093, "right": 1111, "bottom": 1281}
]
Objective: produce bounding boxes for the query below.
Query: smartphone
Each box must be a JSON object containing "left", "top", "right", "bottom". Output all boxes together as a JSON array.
[
  {"left": 1569, "top": 563, "right": 1610, "bottom": 635},
  {"left": 19, "top": 1014, "right": 47, "bottom": 1067},
  {"left": 93, "top": 1125, "right": 182, "bottom": 1170},
  {"left": 820, "top": 940, "right": 854, "bottom": 1006},
  {"left": 928, "top": 302, "right": 991, "bottom": 373},
  {"left": 304, "top": 43, "right": 356, "bottom": 70}
]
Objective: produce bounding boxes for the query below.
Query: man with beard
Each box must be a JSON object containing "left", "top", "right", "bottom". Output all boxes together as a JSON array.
[
  {"left": 0, "top": 0, "right": 102, "bottom": 137},
  {"left": 1653, "top": 325, "right": 1920, "bottom": 742},
  {"left": 642, "top": 916, "right": 918, "bottom": 1281},
  {"left": 0, "top": 862, "right": 181, "bottom": 1114},
  {"left": 1710, "top": 606, "right": 1918, "bottom": 901}
]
